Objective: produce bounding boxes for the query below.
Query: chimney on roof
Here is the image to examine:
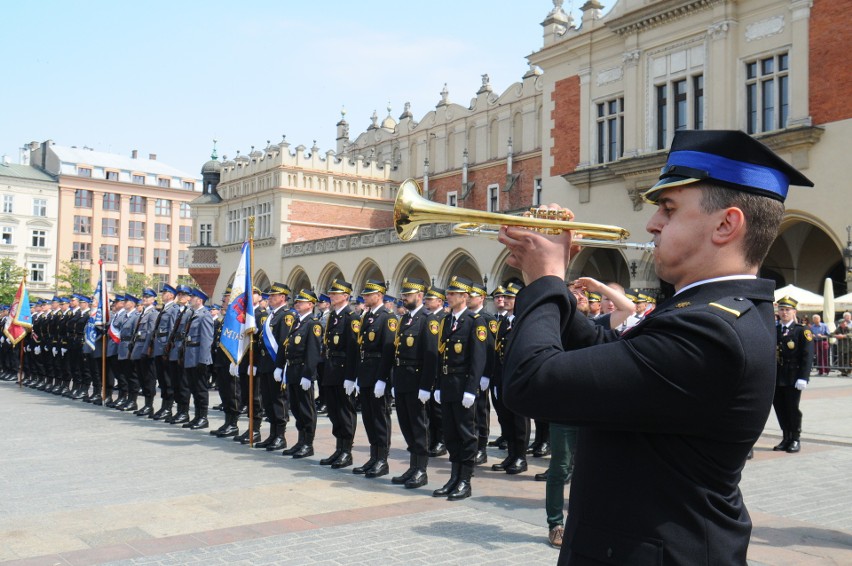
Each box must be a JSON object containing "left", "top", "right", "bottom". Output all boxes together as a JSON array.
[
  {"left": 131, "top": 149, "right": 138, "bottom": 159},
  {"left": 149, "top": 153, "right": 157, "bottom": 160}
]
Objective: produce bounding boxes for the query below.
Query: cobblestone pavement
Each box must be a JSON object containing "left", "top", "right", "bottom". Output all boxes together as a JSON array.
[{"left": 2, "top": 375, "right": 851, "bottom": 565}]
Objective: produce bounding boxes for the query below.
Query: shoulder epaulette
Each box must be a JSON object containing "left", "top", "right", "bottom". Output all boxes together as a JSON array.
[{"left": 708, "top": 296, "right": 753, "bottom": 319}]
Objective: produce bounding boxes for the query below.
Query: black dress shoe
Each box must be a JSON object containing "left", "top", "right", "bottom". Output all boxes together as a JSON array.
[
  {"left": 71, "top": 389, "right": 86, "bottom": 400},
  {"left": 316, "top": 404, "right": 327, "bottom": 415},
  {"left": 171, "top": 412, "right": 190, "bottom": 425},
  {"left": 135, "top": 406, "right": 154, "bottom": 417},
  {"left": 405, "top": 470, "right": 428, "bottom": 489},
  {"left": 104, "top": 398, "right": 117, "bottom": 408},
  {"left": 432, "top": 477, "right": 459, "bottom": 497},
  {"left": 429, "top": 442, "right": 447, "bottom": 457},
  {"left": 747, "top": 448, "right": 754, "bottom": 460},
  {"left": 212, "top": 403, "right": 223, "bottom": 411},
  {"left": 474, "top": 450, "right": 488, "bottom": 465},
  {"left": 239, "top": 431, "right": 262, "bottom": 445},
  {"left": 189, "top": 417, "right": 209, "bottom": 430},
  {"left": 533, "top": 442, "right": 551, "bottom": 457},
  {"left": 786, "top": 440, "right": 801, "bottom": 453},
  {"left": 331, "top": 452, "right": 353, "bottom": 469},
  {"left": 182, "top": 416, "right": 199, "bottom": 428},
  {"left": 89, "top": 395, "right": 104, "bottom": 406},
  {"left": 487, "top": 435, "right": 504, "bottom": 447},
  {"left": 215, "top": 424, "right": 239, "bottom": 438},
  {"left": 392, "top": 467, "right": 416, "bottom": 485},
  {"left": 266, "top": 437, "right": 287, "bottom": 451},
  {"left": 491, "top": 456, "right": 512, "bottom": 472},
  {"left": 122, "top": 402, "right": 139, "bottom": 412},
  {"left": 534, "top": 471, "right": 548, "bottom": 481},
  {"left": 353, "top": 458, "right": 377, "bottom": 475},
  {"left": 365, "top": 460, "right": 389, "bottom": 478},
  {"left": 154, "top": 410, "right": 173, "bottom": 422},
  {"left": 773, "top": 439, "right": 791, "bottom": 451},
  {"left": 447, "top": 479, "right": 471, "bottom": 500},
  {"left": 320, "top": 450, "right": 343, "bottom": 466},
  {"left": 281, "top": 443, "right": 302, "bottom": 456},
  {"left": 292, "top": 445, "right": 314, "bottom": 459},
  {"left": 505, "top": 458, "right": 528, "bottom": 475},
  {"left": 526, "top": 442, "right": 539, "bottom": 455},
  {"left": 254, "top": 436, "right": 274, "bottom": 449},
  {"left": 57, "top": 386, "right": 71, "bottom": 397}
]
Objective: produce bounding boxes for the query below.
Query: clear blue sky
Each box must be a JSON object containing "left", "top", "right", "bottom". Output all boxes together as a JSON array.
[{"left": 1, "top": 1, "right": 591, "bottom": 176}]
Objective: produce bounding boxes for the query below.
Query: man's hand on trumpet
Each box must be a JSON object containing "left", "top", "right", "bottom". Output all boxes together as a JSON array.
[{"left": 497, "top": 204, "right": 581, "bottom": 284}]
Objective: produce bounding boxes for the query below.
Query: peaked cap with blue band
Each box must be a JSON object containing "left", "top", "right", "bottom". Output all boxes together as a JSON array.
[{"left": 643, "top": 130, "right": 813, "bottom": 204}]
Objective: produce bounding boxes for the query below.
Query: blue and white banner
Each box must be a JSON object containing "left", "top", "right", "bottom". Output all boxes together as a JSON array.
[
  {"left": 220, "top": 241, "right": 256, "bottom": 364},
  {"left": 85, "top": 260, "right": 108, "bottom": 350}
]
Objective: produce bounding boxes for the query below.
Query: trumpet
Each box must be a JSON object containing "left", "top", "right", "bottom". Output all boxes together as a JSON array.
[{"left": 393, "top": 179, "right": 654, "bottom": 252}]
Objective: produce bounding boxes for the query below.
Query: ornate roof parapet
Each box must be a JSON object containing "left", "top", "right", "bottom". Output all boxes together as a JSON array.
[{"left": 605, "top": 0, "right": 722, "bottom": 36}]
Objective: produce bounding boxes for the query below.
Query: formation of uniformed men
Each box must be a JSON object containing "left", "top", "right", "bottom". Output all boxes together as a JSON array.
[{"left": 2, "top": 274, "right": 555, "bottom": 502}]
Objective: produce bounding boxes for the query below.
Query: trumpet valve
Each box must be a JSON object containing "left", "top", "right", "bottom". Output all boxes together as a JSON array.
[{"left": 528, "top": 208, "right": 570, "bottom": 235}]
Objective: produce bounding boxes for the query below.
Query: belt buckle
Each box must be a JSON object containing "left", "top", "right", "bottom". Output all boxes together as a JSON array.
[{"left": 360, "top": 351, "right": 365, "bottom": 361}]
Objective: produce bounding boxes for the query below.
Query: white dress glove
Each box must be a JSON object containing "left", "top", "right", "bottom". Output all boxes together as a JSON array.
[
  {"left": 61, "top": 348, "right": 67, "bottom": 355},
  {"left": 300, "top": 377, "right": 312, "bottom": 391},
  {"left": 374, "top": 380, "right": 386, "bottom": 398},
  {"left": 417, "top": 389, "right": 431, "bottom": 404},
  {"left": 434, "top": 390, "right": 441, "bottom": 404},
  {"left": 229, "top": 363, "right": 238, "bottom": 377},
  {"left": 273, "top": 368, "right": 283, "bottom": 382},
  {"left": 391, "top": 387, "right": 395, "bottom": 399},
  {"left": 479, "top": 377, "right": 490, "bottom": 391},
  {"left": 35, "top": 346, "right": 41, "bottom": 355},
  {"left": 252, "top": 366, "right": 258, "bottom": 375},
  {"left": 355, "top": 380, "right": 361, "bottom": 395},
  {"left": 795, "top": 378, "right": 808, "bottom": 391},
  {"left": 344, "top": 380, "right": 355, "bottom": 396},
  {"left": 52, "top": 347, "right": 58, "bottom": 355},
  {"left": 461, "top": 392, "right": 476, "bottom": 409}
]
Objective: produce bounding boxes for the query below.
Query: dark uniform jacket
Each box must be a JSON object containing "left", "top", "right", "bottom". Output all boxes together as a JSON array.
[
  {"left": 284, "top": 313, "right": 323, "bottom": 385},
  {"left": 212, "top": 316, "right": 230, "bottom": 368},
  {"left": 356, "top": 306, "right": 396, "bottom": 388},
  {"left": 256, "top": 305, "right": 293, "bottom": 374},
  {"left": 394, "top": 306, "right": 439, "bottom": 393},
  {"left": 492, "top": 314, "right": 514, "bottom": 389},
  {"left": 472, "top": 308, "right": 498, "bottom": 384},
  {"left": 776, "top": 322, "right": 814, "bottom": 386},
  {"left": 323, "top": 305, "right": 359, "bottom": 386},
  {"left": 438, "top": 309, "right": 487, "bottom": 402},
  {"left": 503, "top": 276, "right": 777, "bottom": 566}
]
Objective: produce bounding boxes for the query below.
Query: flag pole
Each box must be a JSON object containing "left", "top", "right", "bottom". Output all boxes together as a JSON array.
[
  {"left": 17, "top": 341, "right": 24, "bottom": 387},
  {"left": 248, "top": 216, "right": 256, "bottom": 447}
]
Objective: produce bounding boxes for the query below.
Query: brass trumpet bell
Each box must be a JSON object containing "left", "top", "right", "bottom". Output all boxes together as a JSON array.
[{"left": 393, "top": 179, "right": 653, "bottom": 251}]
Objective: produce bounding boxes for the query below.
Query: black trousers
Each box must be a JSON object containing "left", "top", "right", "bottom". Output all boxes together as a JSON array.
[
  {"left": 288, "top": 375, "right": 317, "bottom": 441},
  {"left": 773, "top": 385, "right": 803, "bottom": 439},
  {"left": 122, "top": 358, "right": 139, "bottom": 398},
  {"left": 87, "top": 355, "right": 103, "bottom": 394},
  {"left": 492, "top": 382, "right": 530, "bottom": 460},
  {"left": 155, "top": 355, "right": 173, "bottom": 404},
  {"left": 259, "top": 371, "right": 289, "bottom": 427},
  {"left": 323, "top": 383, "right": 357, "bottom": 446},
  {"left": 443, "top": 398, "right": 477, "bottom": 467},
  {"left": 475, "top": 388, "right": 490, "bottom": 449},
  {"left": 361, "top": 386, "right": 391, "bottom": 451},
  {"left": 533, "top": 419, "right": 550, "bottom": 445},
  {"left": 136, "top": 357, "right": 156, "bottom": 401},
  {"left": 106, "top": 355, "right": 119, "bottom": 395},
  {"left": 240, "top": 364, "right": 263, "bottom": 429},
  {"left": 187, "top": 365, "right": 210, "bottom": 415},
  {"left": 428, "top": 397, "right": 444, "bottom": 446},
  {"left": 396, "top": 390, "right": 430, "bottom": 458},
  {"left": 170, "top": 359, "right": 191, "bottom": 407},
  {"left": 214, "top": 364, "right": 240, "bottom": 415}
]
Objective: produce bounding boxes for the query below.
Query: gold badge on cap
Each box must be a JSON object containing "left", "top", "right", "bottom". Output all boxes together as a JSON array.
[
  {"left": 454, "top": 342, "right": 463, "bottom": 354},
  {"left": 368, "top": 331, "right": 375, "bottom": 342},
  {"left": 406, "top": 336, "right": 414, "bottom": 347},
  {"left": 333, "top": 335, "right": 340, "bottom": 345}
]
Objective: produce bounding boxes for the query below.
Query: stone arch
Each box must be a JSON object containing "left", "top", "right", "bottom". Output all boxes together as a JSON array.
[
  {"left": 352, "top": 258, "right": 386, "bottom": 295},
  {"left": 254, "top": 269, "right": 271, "bottom": 291},
  {"left": 569, "top": 248, "right": 633, "bottom": 288},
  {"left": 286, "top": 265, "right": 312, "bottom": 293},
  {"left": 317, "top": 262, "right": 345, "bottom": 295},
  {"left": 390, "top": 253, "right": 429, "bottom": 295},
  {"left": 489, "top": 117, "right": 499, "bottom": 160},
  {"left": 490, "top": 248, "right": 523, "bottom": 291},
  {"left": 765, "top": 213, "right": 845, "bottom": 294},
  {"left": 437, "top": 248, "right": 482, "bottom": 288},
  {"left": 512, "top": 111, "right": 523, "bottom": 153}
]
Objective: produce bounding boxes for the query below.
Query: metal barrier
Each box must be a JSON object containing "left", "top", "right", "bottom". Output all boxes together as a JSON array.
[{"left": 812, "top": 336, "right": 852, "bottom": 376}]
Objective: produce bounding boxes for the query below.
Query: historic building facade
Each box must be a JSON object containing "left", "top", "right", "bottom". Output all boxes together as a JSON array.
[
  {"left": 0, "top": 159, "right": 58, "bottom": 297},
  {"left": 194, "top": 0, "right": 852, "bottom": 301},
  {"left": 29, "top": 141, "right": 200, "bottom": 291}
]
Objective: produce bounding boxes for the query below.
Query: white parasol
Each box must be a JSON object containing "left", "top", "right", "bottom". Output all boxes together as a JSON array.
[{"left": 824, "top": 278, "right": 836, "bottom": 333}]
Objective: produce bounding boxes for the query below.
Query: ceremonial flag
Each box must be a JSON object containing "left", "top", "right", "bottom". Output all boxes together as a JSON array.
[
  {"left": 4, "top": 278, "right": 32, "bottom": 345},
  {"left": 85, "top": 260, "right": 109, "bottom": 350},
  {"left": 220, "top": 241, "right": 256, "bottom": 364}
]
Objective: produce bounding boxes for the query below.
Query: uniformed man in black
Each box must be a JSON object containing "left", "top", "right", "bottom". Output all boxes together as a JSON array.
[
  {"left": 423, "top": 286, "right": 448, "bottom": 457},
  {"left": 489, "top": 281, "right": 530, "bottom": 474},
  {"left": 234, "top": 286, "right": 266, "bottom": 445},
  {"left": 319, "top": 279, "right": 360, "bottom": 469},
  {"left": 353, "top": 279, "right": 396, "bottom": 478},
  {"left": 432, "top": 275, "right": 487, "bottom": 500},
  {"left": 152, "top": 284, "right": 178, "bottom": 420},
  {"left": 467, "top": 281, "right": 497, "bottom": 464},
  {"left": 212, "top": 289, "right": 242, "bottom": 438},
  {"left": 391, "top": 276, "right": 439, "bottom": 489},
  {"left": 256, "top": 282, "right": 294, "bottom": 451},
  {"left": 773, "top": 296, "right": 814, "bottom": 453},
  {"left": 283, "top": 289, "right": 323, "bottom": 458}
]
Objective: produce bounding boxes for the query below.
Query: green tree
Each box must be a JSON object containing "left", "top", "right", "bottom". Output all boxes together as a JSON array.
[
  {"left": 0, "top": 258, "right": 27, "bottom": 305},
  {"left": 116, "top": 268, "right": 162, "bottom": 297},
  {"left": 53, "top": 260, "right": 95, "bottom": 296},
  {"left": 176, "top": 274, "right": 198, "bottom": 287}
]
